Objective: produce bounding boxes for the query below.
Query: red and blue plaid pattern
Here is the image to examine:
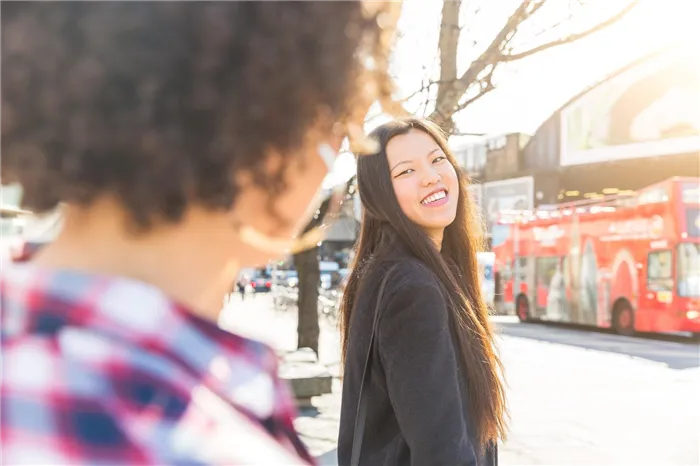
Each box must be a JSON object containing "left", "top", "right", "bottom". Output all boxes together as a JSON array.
[{"left": 1, "top": 264, "right": 313, "bottom": 465}]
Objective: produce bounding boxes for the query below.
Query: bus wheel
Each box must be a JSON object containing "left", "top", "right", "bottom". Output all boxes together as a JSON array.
[
  {"left": 516, "top": 295, "right": 530, "bottom": 322},
  {"left": 612, "top": 300, "right": 635, "bottom": 336}
]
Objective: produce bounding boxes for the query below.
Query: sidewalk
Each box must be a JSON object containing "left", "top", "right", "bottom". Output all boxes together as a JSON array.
[
  {"left": 219, "top": 292, "right": 700, "bottom": 466},
  {"left": 220, "top": 293, "right": 342, "bottom": 465}
]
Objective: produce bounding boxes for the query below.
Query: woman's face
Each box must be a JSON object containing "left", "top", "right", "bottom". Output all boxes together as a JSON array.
[{"left": 386, "top": 129, "right": 459, "bottom": 239}]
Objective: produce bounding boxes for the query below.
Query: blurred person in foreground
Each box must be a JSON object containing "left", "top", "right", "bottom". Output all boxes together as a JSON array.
[
  {"left": 338, "top": 119, "right": 507, "bottom": 466},
  {"left": 0, "top": 2, "right": 397, "bottom": 464}
]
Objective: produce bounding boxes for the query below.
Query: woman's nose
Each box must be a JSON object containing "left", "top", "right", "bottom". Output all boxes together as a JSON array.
[{"left": 422, "top": 167, "right": 441, "bottom": 186}]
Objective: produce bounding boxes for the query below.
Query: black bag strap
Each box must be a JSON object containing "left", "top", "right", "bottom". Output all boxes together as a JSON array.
[{"left": 350, "top": 264, "right": 399, "bottom": 466}]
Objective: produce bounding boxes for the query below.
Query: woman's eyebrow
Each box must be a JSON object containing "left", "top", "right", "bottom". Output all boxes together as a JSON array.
[
  {"left": 391, "top": 148, "right": 441, "bottom": 172},
  {"left": 390, "top": 160, "right": 412, "bottom": 171}
]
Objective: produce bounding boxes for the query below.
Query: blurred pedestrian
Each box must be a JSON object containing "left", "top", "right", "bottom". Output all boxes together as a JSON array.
[
  {"left": 338, "top": 119, "right": 508, "bottom": 466},
  {"left": 0, "top": 2, "right": 398, "bottom": 464},
  {"left": 237, "top": 276, "right": 247, "bottom": 301}
]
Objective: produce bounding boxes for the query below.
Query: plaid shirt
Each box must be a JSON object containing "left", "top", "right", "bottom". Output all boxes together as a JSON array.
[{"left": 1, "top": 263, "right": 314, "bottom": 465}]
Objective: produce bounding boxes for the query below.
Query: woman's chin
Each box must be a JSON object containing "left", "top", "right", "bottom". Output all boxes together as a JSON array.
[{"left": 417, "top": 216, "right": 456, "bottom": 232}]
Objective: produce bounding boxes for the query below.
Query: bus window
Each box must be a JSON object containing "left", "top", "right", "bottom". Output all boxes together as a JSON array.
[
  {"left": 639, "top": 187, "right": 669, "bottom": 205},
  {"left": 498, "top": 259, "right": 515, "bottom": 303},
  {"left": 535, "top": 257, "right": 559, "bottom": 312},
  {"left": 500, "top": 259, "right": 513, "bottom": 282},
  {"left": 686, "top": 208, "right": 700, "bottom": 238},
  {"left": 647, "top": 250, "right": 673, "bottom": 292},
  {"left": 516, "top": 257, "right": 528, "bottom": 282},
  {"left": 682, "top": 182, "right": 700, "bottom": 204},
  {"left": 678, "top": 243, "right": 700, "bottom": 297}
]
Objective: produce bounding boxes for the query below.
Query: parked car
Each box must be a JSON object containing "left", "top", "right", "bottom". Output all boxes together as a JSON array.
[
  {"left": 285, "top": 270, "right": 299, "bottom": 288},
  {"left": 250, "top": 274, "right": 272, "bottom": 293}
]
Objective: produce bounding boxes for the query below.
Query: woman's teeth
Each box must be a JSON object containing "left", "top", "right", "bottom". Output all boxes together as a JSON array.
[{"left": 421, "top": 190, "right": 446, "bottom": 205}]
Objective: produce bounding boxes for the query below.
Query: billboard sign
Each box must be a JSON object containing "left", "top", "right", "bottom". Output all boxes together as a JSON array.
[
  {"left": 482, "top": 176, "right": 534, "bottom": 222},
  {"left": 560, "top": 46, "right": 700, "bottom": 167}
]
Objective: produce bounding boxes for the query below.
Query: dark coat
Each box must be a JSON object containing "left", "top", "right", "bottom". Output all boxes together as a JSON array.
[{"left": 338, "top": 243, "right": 497, "bottom": 466}]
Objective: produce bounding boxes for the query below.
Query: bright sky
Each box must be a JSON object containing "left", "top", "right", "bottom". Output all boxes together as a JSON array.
[
  {"left": 3, "top": 1, "right": 697, "bottom": 197},
  {"left": 378, "top": 0, "right": 699, "bottom": 143}
]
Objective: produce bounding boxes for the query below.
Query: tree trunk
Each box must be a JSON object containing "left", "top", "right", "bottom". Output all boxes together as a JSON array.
[
  {"left": 294, "top": 245, "right": 320, "bottom": 355},
  {"left": 433, "top": 115, "right": 456, "bottom": 136}
]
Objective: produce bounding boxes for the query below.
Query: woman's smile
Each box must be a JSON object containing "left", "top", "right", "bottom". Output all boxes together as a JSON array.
[{"left": 420, "top": 188, "right": 449, "bottom": 207}]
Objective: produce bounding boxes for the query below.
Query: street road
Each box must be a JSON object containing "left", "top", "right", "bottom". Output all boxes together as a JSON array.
[
  {"left": 223, "top": 295, "right": 700, "bottom": 465},
  {"left": 495, "top": 316, "right": 699, "bottom": 465}
]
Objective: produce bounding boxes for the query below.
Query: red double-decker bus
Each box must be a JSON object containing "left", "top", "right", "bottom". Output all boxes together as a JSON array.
[{"left": 492, "top": 177, "right": 700, "bottom": 336}]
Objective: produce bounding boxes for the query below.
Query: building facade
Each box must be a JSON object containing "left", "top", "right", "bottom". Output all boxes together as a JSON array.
[{"left": 453, "top": 43, "right": 700, "bottom": 244}]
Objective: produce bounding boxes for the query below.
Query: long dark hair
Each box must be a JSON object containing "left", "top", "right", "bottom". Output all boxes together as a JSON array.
[{"left": 339, "top": 118, "right": 507, "bottom": 447}]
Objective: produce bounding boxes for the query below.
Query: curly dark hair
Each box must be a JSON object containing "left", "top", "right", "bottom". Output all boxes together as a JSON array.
[{"left": 1, "top": 2, "right": 393, "bottom": 228}]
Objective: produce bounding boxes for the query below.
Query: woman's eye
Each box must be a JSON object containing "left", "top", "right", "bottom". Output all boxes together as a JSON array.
[
  {"left": 397, "top": 169, "right": 414, "bottom": 177},
  {"left": 433, "top": 156, "right": 446, "bottom": 163}
]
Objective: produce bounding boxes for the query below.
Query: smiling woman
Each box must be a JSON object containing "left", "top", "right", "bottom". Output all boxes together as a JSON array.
[{"left": 338, "top": 118, "right": 506, "bottom": 466}]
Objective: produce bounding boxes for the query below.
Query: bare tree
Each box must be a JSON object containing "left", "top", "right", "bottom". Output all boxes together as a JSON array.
[
  {"left": 294, "top": 180, "right": 355, "bottom": 356},
  {"left": 293, "top": 197, "right": 331, "bottom": 355},
  {"left": 294, "top": 246, "right": 321, "bottom": 353},
  {"left": 422, "top": 0, "right": 639, "bottom": 133}
]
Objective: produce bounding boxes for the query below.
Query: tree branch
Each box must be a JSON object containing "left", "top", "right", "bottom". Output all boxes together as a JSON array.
[
  {"left": 363, "top": 111, "right": 387, "bottom": 126},
  {"left": 455, "top": 84, "right": 494, "bottom": 112},
  {"left": 400, "top": 78, "right": 457, "bottom": 103},
  {"left": 455, "top": 0, "right": 548, "bottom": 96},
  {"left": 532, "top": 10, "right": 576, "bottom": 40},
  {"left": 502, "top": 1, "right": 639, "bottom": 62},
  {"left": 453, "top": 66, "right": 497, "bottom": 114},
  {"left": 495, "top": 1, "right": 549, "bottom": 59},
  {"left": 401, "top": 83, "right": 434, "bottom": 104},
  {"left": 523, "top": 0, "right": 548, "bottom": 19}
]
